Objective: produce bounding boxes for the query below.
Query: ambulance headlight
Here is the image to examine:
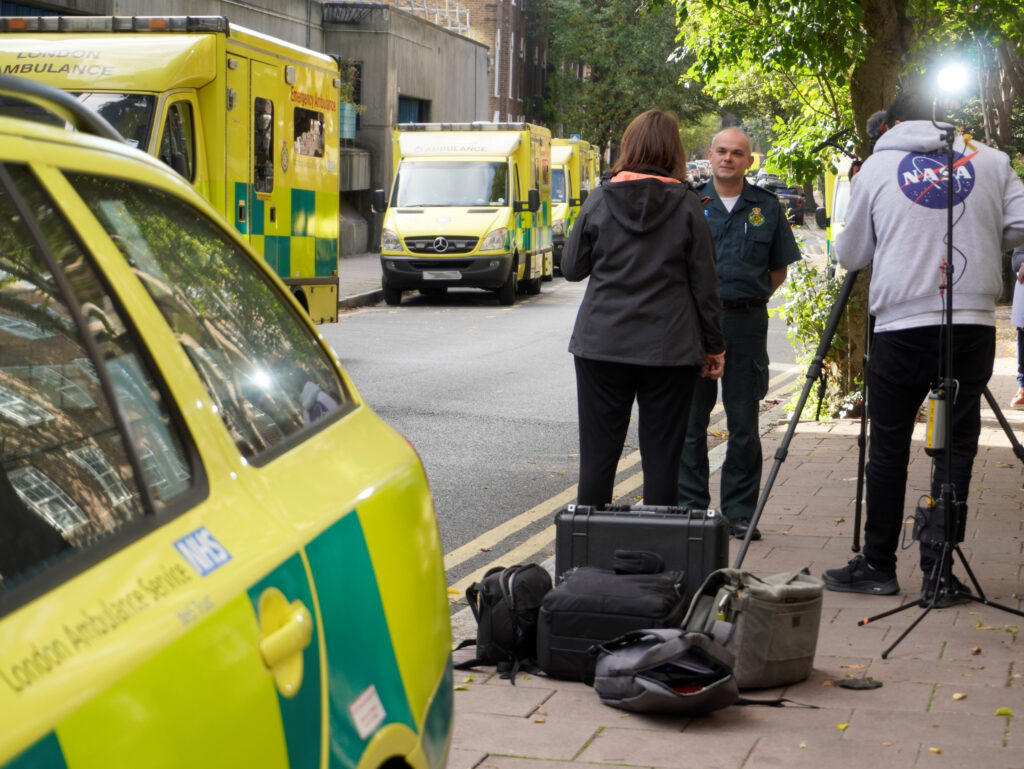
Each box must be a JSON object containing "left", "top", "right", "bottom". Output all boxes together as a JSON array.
[
  {"left": 552, "top": 220, "right": 564, "bottom": 237},
  {"left": 480, "top": 228, "right": 508, "bottom": 251},
  {"left": 381, "top": 229, "right": 401, "bottom": 251}
]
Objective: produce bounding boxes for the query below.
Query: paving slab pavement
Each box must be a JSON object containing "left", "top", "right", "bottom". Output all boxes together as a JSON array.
[{"left": 335, "top": 251, "right": 1024, "bottom": 769}]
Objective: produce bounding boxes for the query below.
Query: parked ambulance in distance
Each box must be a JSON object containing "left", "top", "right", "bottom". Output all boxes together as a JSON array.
[
  {"left": 0, "top": 75, "right": 452, "bottom": 769},
  {"left": 0, "top": 15, "right": 343, "bottom": 323},
  {"left": 815, "top": 155, "right": 853, "bottom": 275},
  {"left": 374, "top": 122, "right": 553, "bottom": 306},
  {"left": 551, "top": 137, "right": 597, "bottom": 272}
]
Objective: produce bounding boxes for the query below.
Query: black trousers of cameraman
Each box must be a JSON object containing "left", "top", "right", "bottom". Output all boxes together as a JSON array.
[
  {"left": 574, "top": 356, "right": 698, "bottom": 508},
  {"left": 863, "top": 324, "right": 995, "bottom": 573}
]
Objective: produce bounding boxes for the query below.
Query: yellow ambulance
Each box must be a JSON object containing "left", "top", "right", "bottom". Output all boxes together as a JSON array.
[
  {"left": 815, "top": 155, "right": 853, "bottom": 275},
  {"left": 0, "top": 75, "right": 451, "bottom": 769},
  {"left": 551, "top": 137, "right": 597, "bottom": 272},
  {"left": 374, "top": 122, "right": 553, "bottom": 306},
  {"left": 0, "top": 14, "right": 342, "bottom": 323}
]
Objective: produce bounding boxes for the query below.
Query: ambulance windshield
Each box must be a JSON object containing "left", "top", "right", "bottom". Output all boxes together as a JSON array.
[
  {"left": 551, "top": 168, "right": 566, "bottom": 203},
  {"left": 75, "top": 93, "right": 156, "bottom": 149},
  {"left": 0, "top": 92, "right": 155, "bottom": 149},
  {"left": 393, "top": 161, "right": 509, "bottom": 207}
]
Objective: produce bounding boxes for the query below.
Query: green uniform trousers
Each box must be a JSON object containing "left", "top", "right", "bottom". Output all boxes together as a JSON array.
[{"left": 678, "top": 305, "right": 770, "bottom": 520}]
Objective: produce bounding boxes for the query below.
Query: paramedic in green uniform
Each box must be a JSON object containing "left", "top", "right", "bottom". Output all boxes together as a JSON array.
[{"left": 678, "top": 127, "right": 801, "bottom": 540}]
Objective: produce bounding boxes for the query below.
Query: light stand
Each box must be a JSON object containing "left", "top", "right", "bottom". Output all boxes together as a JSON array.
[{"left": 859, "top": 96, "right": 1024, "bottom": 657}]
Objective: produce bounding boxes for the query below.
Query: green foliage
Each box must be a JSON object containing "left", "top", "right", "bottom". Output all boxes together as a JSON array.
[
  {"left": 771, "top": 257, "right": 862, "bottom": 419},
  {"left": 537, "top": 0, "right": 715, "bottom": 152}
]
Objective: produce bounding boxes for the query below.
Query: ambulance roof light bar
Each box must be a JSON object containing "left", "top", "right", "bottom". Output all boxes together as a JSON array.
[{"left": 0, "top": 16, "right": 230, "bottom": 34}]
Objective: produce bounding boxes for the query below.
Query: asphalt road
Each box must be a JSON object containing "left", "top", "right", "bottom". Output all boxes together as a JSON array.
[{"left": 318, "top": 232, "right": 816, "bottom": 590}]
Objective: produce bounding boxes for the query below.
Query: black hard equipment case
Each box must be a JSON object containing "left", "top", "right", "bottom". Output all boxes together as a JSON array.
[{"left": 554, "top": 504, "right": 729, "bottom": 603}]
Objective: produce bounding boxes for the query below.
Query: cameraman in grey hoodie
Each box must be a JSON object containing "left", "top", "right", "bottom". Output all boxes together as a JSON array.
[{"left": 823, "top": 92, "right": 1024, "bottom": 605}]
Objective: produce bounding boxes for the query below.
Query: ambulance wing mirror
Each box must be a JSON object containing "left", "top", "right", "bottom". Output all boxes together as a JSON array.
[
  {"left": 815, "top": 206, "right": 829, "bottom": 229},
  {"left": 372, "top": 189, "right": 387, "bottom": 213},
  {"left": 572, "top": 189, "right": 588, "bottom": 206},
  {"left": 514, "top": 188, "right": 540, "bottom": 213}
]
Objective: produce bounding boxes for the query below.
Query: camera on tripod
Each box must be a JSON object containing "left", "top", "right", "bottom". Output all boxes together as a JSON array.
[{"left": 911, "top": 495, "right": 966, "bottom": 547}]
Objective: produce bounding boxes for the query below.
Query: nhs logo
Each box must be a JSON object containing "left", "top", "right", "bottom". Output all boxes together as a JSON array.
[{"left": 174, "top": 527, "right": 232, "bottom": 576}]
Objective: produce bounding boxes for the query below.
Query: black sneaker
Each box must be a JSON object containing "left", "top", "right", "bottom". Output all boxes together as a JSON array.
[
  {"left": 729, "top": 517, "right": 761, "bottom": 541},
  {"left": 823, "top": 555, "right": 900, "bottom": 595},
  {"left": 920, "top": 573, "right": 972, "bottom": 608}
]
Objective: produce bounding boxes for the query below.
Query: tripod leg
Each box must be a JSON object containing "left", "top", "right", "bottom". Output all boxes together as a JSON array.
[
  {"left": 732, "top": 269, "right": 862, "bottom": 569},
  {"left": 852, "top": 314, "right": 873, "bottom": 553},
  {"left": 982, "top": 386, "right": 1024, "bottom": 474}
]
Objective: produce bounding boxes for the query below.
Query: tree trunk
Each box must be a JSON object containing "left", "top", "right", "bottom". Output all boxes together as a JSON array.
[
  {"left": 840, "top": 0, "right": 912, "bottom": 387},
  {"left": 849, "top": 0, "right": 912, "bottom": 158}
]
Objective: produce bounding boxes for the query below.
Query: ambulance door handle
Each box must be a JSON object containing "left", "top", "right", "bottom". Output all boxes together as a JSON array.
[
  {"left": 269, "top": 204, "right": 276, "bottom": 224},
  {"left": 238, "top": 199, "right": 246, "bottom": 223},
  {"left": 258, "top": 588, "right": 314, "bottom": 697},
  {"left": 260, "top": 599, "right": 313, "bottom": 668}
]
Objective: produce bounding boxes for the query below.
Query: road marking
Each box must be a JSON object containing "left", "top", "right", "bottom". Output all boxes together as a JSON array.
[{"left": 444, "top": 362, "right": 804, "bottom": 601}]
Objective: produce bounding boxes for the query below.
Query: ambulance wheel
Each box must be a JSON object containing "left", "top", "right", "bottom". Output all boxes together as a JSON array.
[
  {"left": 383, "top": 282, "right": 402, "bottom": 306},
  {"left": 497, "top": 265, "right": 517, "bottom": 306},
  {"left": 523, "top": 275, "right": 542, "bottom": 295}
]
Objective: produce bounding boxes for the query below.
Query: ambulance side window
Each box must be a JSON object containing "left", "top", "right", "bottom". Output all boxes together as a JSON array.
[
  {"left": 0, "top": 165, "right": 195, "bottom": 594},
  {"left": 158, "top": 101, "right": 196, "bottom": 183},
  {"left": 254, "top": 97, "right": 274, "bottom": 193},
  {"left": 294, "top": 107, "right": 324, "bottom": 158}
]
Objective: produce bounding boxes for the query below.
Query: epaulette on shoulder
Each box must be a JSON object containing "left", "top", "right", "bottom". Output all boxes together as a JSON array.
[{"left": 752, "top": 184, "right": 779, "bottom": 200}]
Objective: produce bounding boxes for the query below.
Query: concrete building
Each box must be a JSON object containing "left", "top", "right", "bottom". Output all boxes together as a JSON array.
[
  {"left": 391, "top": 0, "right": 547, "bottom": 124},
  {"left": 4, "top": 0, "right": 491, "bottom": 253}
]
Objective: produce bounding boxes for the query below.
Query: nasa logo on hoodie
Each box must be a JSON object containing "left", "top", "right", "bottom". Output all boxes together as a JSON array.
[{"left": 896, "top": 150, "right": 977, "bottom": 209}]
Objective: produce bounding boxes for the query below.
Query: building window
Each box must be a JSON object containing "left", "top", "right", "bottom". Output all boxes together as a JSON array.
[
  {"left": 494, "top": 30, "right": 501, "bottom": 98},
  {"left": 508, "top": 32, "right": 515, "bottom": 96}
]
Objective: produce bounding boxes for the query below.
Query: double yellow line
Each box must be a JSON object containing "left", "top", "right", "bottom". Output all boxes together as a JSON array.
[{"left": 445, "top": 363, "right": 804, "bottom": 601}]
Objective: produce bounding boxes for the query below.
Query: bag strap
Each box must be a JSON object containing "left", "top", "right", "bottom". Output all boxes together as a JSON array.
[{"left": 736, "top": 697, "right": 819, "bottom": 709}]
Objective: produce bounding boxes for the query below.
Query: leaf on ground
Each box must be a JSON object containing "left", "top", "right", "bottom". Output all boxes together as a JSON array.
[
  {"left": 454, "top": 685, "right": 469, "bottom": 691},
  {"left": 952, "top": 693, "right": 967, "bottom": 700},
  {"left": 836, "top": 722, "right": 849, "bottom": 731},
  {"left": 882, "top": 741, "right": 894, "bottom": 747},
  {"left": 995, "top": 707, "right": 1014, "bottom": 717},
  {"left": 971, "top": 647, "right": 982, "bottom": 655},
  {"left": 929, "top": 747, "right": 942, "bottom": 754},
  {"left": 840, "top": 663, "right": 866, "bottom": 669},
  {"left": 974, "top": 620, "right": 1001, "bottom": 630},
  {"left": 446, "top": 588, "right": 461, "bottom": 595}
]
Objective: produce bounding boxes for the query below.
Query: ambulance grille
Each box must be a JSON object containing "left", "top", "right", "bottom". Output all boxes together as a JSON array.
[{"left": 406, "top": 236, "right": 478, "bottom": 254}]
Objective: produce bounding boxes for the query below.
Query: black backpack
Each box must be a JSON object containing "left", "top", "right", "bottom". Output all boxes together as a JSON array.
[{"left": 454, "top": 563, "right": 553, "bottom": 683}]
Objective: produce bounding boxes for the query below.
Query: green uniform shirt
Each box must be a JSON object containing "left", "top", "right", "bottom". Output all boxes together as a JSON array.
[{"left": 697, "top": 179, "right": 801, "bottom": 302}]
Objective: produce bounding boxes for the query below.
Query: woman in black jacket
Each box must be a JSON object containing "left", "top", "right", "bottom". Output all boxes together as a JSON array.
[{"left": 562, "top": 109, "right": 724, "bottom": 506}]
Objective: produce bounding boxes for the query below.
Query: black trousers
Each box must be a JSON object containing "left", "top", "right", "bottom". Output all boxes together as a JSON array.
[
  {"left": 574, "top": 356, "right": 698, "bottom": 507},
  {"left": 863, "top": 325, "right": 994, "bottom": 572}
]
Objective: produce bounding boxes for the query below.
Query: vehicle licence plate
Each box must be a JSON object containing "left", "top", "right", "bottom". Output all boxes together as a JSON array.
[{"left": 423, "top": 270, "right": 461, "bottom": 280}]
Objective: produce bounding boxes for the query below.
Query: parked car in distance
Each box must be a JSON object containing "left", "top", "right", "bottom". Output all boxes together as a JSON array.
[
  {"left": 754, "top": 171, "right": 805, "bottom": 226},
  {"left": 0, "top": 75, "right": 453, "bottom": 769}
]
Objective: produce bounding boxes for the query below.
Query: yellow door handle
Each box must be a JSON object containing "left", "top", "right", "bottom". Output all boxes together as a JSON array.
[{"left": 258, "top": 588, "right": 314, "bottom": 697}]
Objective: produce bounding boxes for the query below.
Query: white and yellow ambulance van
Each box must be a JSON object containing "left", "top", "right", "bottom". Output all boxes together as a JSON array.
[
  {"left": 374, "top": 122, "right": 553, "bottom": 306},
  {"left": 0, "top": 15, "right": 342, "bottom": 323},
  {"left": 551, "top": 137, "right": 598, "bottom": 272}
]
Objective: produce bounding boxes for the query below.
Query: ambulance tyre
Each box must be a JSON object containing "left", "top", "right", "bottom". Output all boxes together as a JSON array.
[
  {"left": 498, "top": 263, "right": 517, "bottom": 306},
  {"left": 521, "top": 254, "right": 542, "bottom": 295},
  {"left": 383, "top": 281, "right": 403, "bottom": 306}
]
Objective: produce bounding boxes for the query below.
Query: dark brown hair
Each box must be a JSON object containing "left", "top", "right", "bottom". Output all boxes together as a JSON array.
[{"left": 610, "top": 110, "right": 687, "bottom": 181}]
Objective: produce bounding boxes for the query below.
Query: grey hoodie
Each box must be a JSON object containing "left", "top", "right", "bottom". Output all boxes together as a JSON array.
[{"left": 836, "top": 121, "right": 1024, "bottom": 331}]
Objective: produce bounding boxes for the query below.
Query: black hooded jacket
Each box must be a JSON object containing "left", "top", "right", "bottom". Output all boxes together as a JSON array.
[{"left": 561, "top": 172, "right": 724, "bottom": 366}]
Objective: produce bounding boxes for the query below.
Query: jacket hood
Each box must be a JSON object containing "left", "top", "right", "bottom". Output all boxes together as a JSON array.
[
  {"left": 599, "top": 176, "right": 691, "bottom": 235},
  {"left": 874, "top": 120, "right": 954, "bottom": 154}
]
